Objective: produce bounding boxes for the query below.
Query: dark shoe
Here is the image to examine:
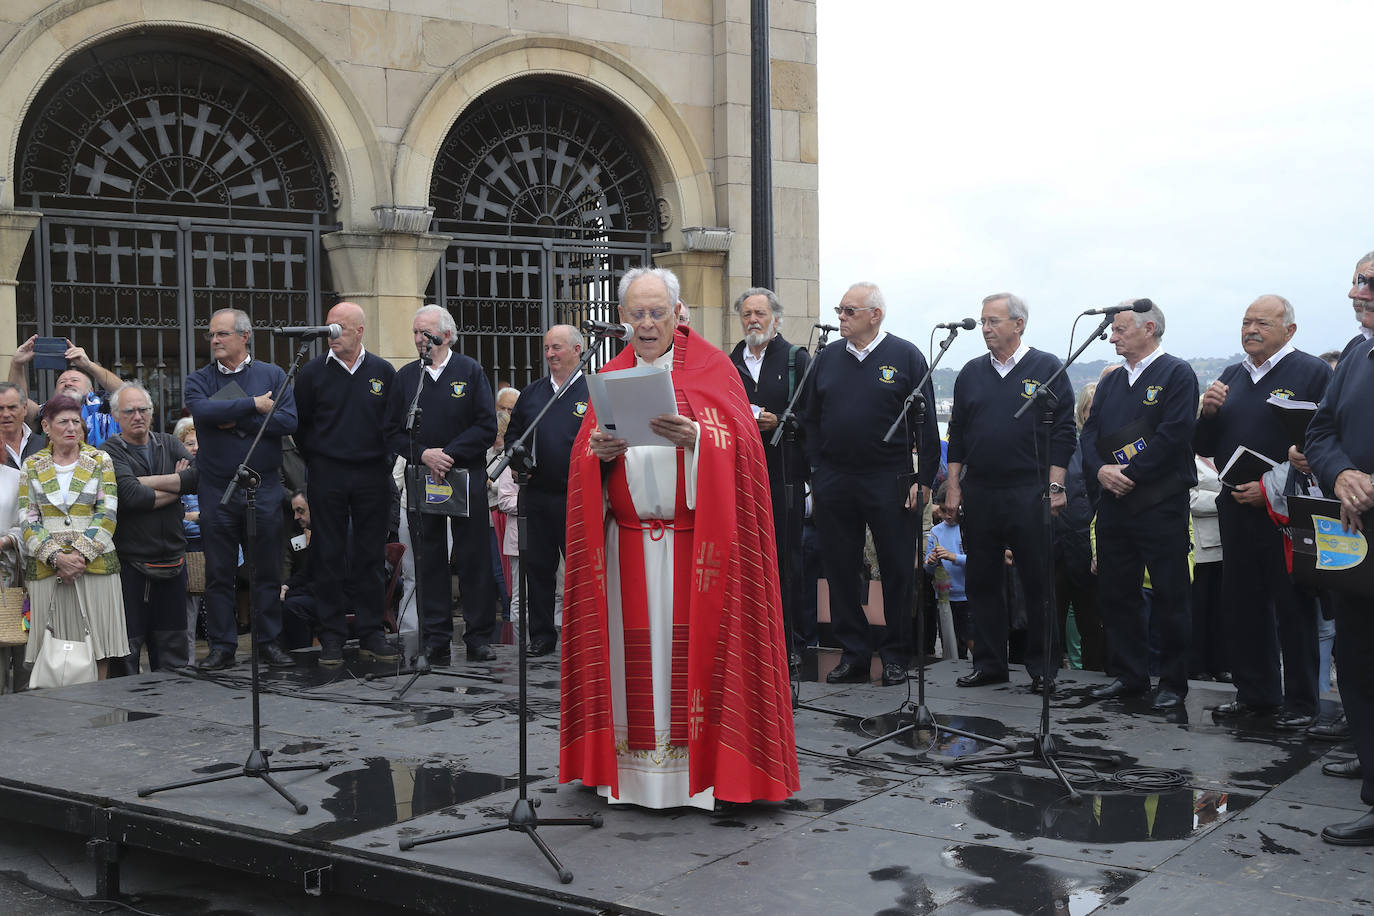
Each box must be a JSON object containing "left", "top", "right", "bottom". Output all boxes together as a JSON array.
[
  {"left": 1151, "top": 688, "right": 1184, "bottom": 710},
  {"left": 318, "top": 641, "right": 344, "bottom": 667},
  {"left": 1322, "top": 758, "right": 1363, "bottom": 779},
  {"left": 956, "top": 669, "right": 1009, "bottom": 688},
  {"left": 1321, "top": 809, "right": 1374, "bottom": 846},
  {"left": 1029, "top": 676, "right": 1055, "bottom": 695},
  {"left": 528, "top": 639, "right": 556, "bottom": 658},
  {"left": 1274, "top": 709, "right": 1315, "bottom": 730},
  {"left": 426, "top": 644, "right": 452, "bottom": 667},
  {"left": 1308, "top": 714, "right": 1351, "bottom": 742},
  {"left": 1090, "top": 679, "right": 1147, "bottom": 700},
  {"left": 198, "top": 648, "right": 235, "bottom": 671},
  {"left": 881, "top": 663, "right": 907, "bottom": 687},
  {"left": 1212, "top": 700, "right": 1279, "bottom": 719},
  {"left": 466, "top": 644, "right": 497, "bottom": 662},
  {"left": 358, "top": 633, "right": 399, "bottom": 663},
  {"left": 825, "top": 661, "right": 869, "bottom": 684},
  {"left": 1211, "top": 671, "right": 1233, "bottom": 683},
  {"left": 257, "top": 643, "right": 296, "bottom": 668}
]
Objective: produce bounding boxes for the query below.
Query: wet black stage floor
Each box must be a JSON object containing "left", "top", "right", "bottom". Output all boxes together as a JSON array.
[{"left": 0, "top": 645, "right": 1369, "bottom": 915}]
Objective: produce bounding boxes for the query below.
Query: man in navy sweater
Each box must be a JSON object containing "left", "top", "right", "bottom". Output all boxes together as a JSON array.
[
  {"left": 1081, "top": 300, "right": 1198, "bottom": 710},
  {"left": 802, "top": 282, "right": 940, "bottom": 687},
  {"left": 503, "top": 324, "right": 589, "bottom": 657},
  {"left": 945, "top": 293, "right": 1075, "bottom": 693},
  {"left": 1194, "top": 295, "right": 1330, "bottom": 727},
  {"left": 1336, "top": 251, "right": 1374, "bottom": 365},
  {"left": 384, "top": 304, "right": 498, "bottom": 666},
  {"left": 1305, "top": 292, "right": 1374, "bottom": 845},
  {"left": 728, "top": 287, "right": 810, "bottom": 665},
  {"left": 184, "top": 308, "right": 298, "bottom": 669},
  {"left": 293, "top": 302, "right": 398, "bottom": 666}
]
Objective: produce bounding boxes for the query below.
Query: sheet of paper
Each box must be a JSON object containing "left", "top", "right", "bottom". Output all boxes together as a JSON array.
[{"left": 585, "top": 365, "right": 678, "bottom": 447}]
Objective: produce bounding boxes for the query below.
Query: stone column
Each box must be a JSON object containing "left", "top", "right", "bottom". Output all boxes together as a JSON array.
[
  {"left": 654, "top": 249, "right": 728, "bottom": 348},
  {"left": 321, "top": 226, "right": 452, "bottom": 365},
  {"left": 0, "top": 210, "right": 41, "bottom": 379}
]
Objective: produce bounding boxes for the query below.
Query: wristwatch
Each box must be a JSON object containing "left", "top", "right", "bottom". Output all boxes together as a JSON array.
[{"left": 1048, "top": 482, "right": 1066, "bottom": 494}]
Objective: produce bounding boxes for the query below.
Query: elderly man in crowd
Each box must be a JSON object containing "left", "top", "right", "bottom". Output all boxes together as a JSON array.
[
  {"left": 560, "top": 266, "right": 797, "bottom": 810},
  {"left": 802, "top": 282, "right": 940, "bottom": 687},
  {"left": 945, "top": 293, "right": 1075, "bottom": 693},
  {"left": 293, "top": 301, "right": 398, "bottom": 666},
  {"left": 384, "top": 304, "right": 499, "bottom": 667},
  {"left": 10, "top": 337, "right": 123, "bottom": 445},
  {"left": 1194, "top": 295, "right": 1330, "bottom": 727},
  {"left": 503, "top": 324, "right": 588, "bottom": 657},
  {"left": 1082, "top": 300, "right": 1199, "bottom": 710},
  {"left": 184, "top": 308, "right": 298, "bottom": 670},
  {"left": 0, "top": 383, "right": 43, "bottom": 470},
  {"left": 101, "top": 383, "right": 198, "bottom": 672},
  {"left": 1305, "top": 257, "right": 1374, "bottom": 844},
  {"left": 728, "top": 287, "right": 809, "bottom": 665}
]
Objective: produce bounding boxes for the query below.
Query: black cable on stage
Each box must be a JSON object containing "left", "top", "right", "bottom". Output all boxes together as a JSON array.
[{"left": 1111, "top": 766, "right": 1188, "bottom": 791}]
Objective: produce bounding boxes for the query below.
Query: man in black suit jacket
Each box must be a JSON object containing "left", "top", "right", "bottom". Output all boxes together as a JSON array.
[
  {"left": 728, "top": 287, "right": 810, "bottom": 661},
  {"left": 0, "top": 382, "right": 44, "bottom": 469}
]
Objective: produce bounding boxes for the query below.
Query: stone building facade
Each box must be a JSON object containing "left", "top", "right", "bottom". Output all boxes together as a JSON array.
[{"left": 0, "top": 0, "right": 818, "bottom": 421}]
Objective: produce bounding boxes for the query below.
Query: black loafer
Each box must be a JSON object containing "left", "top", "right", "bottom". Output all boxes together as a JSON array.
[
  {"left": 881, "top": 663, "right": 907, "bottom": 687},
  {"left": 1308, "top": 714, "right": 1351, "bottom": 742},
  {"left": 198, "top": 648, "right": 235, "bottom": 670},
  {"left": 956, "top": 670, "right": 1009, "bottom": 688},
  {"left": 528, "top": 640, "right": 556, "bottom": 658},
  {"left": 1212, "top": 700, "right": 1279, "bottom": 719},
  {"left": 1322, "top": 809, "right": 1374, "bottom": 846},
  {"left": 466, "top": 644, "right": 497, "bottom": 662},
  {"left": 426, "top": 645, "right": 452, "bottom": 667},
  {"left": 1029, "top": 676, "right": 1055, "bottom": 695},
  {"left": 825, "top": 661, "right": 869, "bottom": 684},
  {"left": 1090, "top": 679, "right": 1146, "bottom": 700},
  {"left": 257, "top": 642, "right": 296, "bottom": 668},
  {"left": 1151, "top": 688, "right": 1184, "bottom": 710},
  {"left": 1274, "top": 709, "right": 1315, "bottom": 730},
  {"left": 1322, "top": 758, "right": 1363, "bottom": 779}
]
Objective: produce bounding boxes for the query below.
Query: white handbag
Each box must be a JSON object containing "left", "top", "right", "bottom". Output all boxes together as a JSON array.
[{"left": 28, "top": 584, "right": 98, "bottom": 689}]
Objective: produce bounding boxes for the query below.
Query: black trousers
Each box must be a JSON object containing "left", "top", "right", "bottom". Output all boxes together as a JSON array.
[
  {"left": 767, "top": 474, "right": 806, "bottom": 653},
  {"left": 521, "top": 485, "right": 567, "bottom": 649},
  {"left": 407, "top": 474, "right": 498, "bottom": 652},
  {"left": 200, "top": 480, "right": 284, "bottom": 653},
  {"left": 1056, "top": 564, "right": 1105, "bottom": 672},
  {"left": 1217, "top": 498, "right": 1319, "bottom": 715},
  {"left": 120, "top": 562, "right": 190, "bottom": 672},
  {"left": 1332, "top": 590, "right": 1374, "bottom": 807},
  {"left": 963, "top": 483, "right": 1056, "bottom": 679},
  {"left": 1189, "top": 560, "right": 1228, "bottom": 677},
  {"left": 1096, "top": 491, "right": 1192, "bottom": 694},
  {"left": 308, "top": 458, "right": 392, "bottom": 645},
  {"left": 814, "top": 466, "right": 917, "bottom": 668}
]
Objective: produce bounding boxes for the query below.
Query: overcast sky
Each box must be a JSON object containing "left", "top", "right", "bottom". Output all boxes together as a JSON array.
[{"left": 816, "top": 0, "right": 1371, "bottom": 362}]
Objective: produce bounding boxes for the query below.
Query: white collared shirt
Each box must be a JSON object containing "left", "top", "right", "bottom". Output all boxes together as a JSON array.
[
  {"left": 327, "top": 345, "right": 367, "bottom": 376},
  {"left": 742, "top": 339, "right": 772, "bottom": 382},
  {"left": 424, "top": 349, "right": 452, "bottom": 382},
  {"left": 1243, "top": 342, "right": 1294, "bottom": 384},
  {"left": 551, "top": 369, "right": 583, "bottom": 396},
  {"left": 216, "top": 354, "right": 251, "bottom": 375},
  {"left": 3, "top": 424, "right": 32, "bottom": 469},
  {"left": 1362, "top": 326, "right": 1373, "bottom": 341},
  {"left": 1125, "top": 346, "right": 1165, "bottom": 387},
  {"left": 990, "top": 343, "right": 1030, "bottom": 379},
  {"left": 846, "top": 330, "right": 887, "bottom": 362}
]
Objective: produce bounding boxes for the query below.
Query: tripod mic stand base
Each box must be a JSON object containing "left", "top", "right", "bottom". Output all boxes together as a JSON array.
[
  {"left": 138, "top": 748, "right": 329, "bottom": 815},
  {"left": 846, "top": 703, "right": 1015, "bottom": 758},
  {"left": 939, "top": 732, "right": 1121, "bottom": 798}
]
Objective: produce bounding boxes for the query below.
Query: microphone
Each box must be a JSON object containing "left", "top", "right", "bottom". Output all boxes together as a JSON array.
[
  {"left": 935, "top": 318, "right": 977, "bottom": 330},
  {"left": 420, "top": 329, "right": 444, "bottom": 346},
  {"left": 581, "top": 319, "right": 635, "bottom": 340},
  {"left": 271, "top": 324, "right": 342, "bottom": 340},
  {"left": 1082, "top": 299, "right": 1154, "bottom": 317},
  {"left": 814, "top": 323, "right": 839, "bottom": 332}
]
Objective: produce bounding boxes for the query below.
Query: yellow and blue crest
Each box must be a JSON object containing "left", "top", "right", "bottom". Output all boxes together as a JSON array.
[
  {"left": 1143, "top": 385, "right": 1163, "bottom": 405},
  {"left": 369, "top": 378, "right": 384, "bottom": 396},
  {"left": 450, "top": 381, "right": 467, "bottom": 398},
  {"left": 878, "top": 365, "right": 898, "bottom": 384},
  {"left": 424, "top": 477, "right": 455, "bottom": 505},
  {"left": 573, "top": 400, "right": 589, "bottom": 417},
  {"left": 1314, "top": 515, "right": 1368, "bottom": 570},
  {"left": 1021, "top": 379, "right": 1041, "bottom": 399},
  {"left": 1270, "top": 388, "right": 1294, "bottom": 400},
  {"left": 1113, "top": 437, "right": 1148, "bottom": 464}
]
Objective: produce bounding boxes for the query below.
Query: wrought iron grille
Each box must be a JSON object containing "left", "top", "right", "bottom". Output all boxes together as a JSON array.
[
  {"left": 429, "top": 83, "right": 666, "bottom": 388},
  {"left": 15, "top": 40, "right": 331, "bottom": 431}
]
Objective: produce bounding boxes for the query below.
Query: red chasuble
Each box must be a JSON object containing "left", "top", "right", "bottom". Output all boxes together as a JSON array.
[{"left": 559, "top": 326, "right": 800, "bottom": 803}]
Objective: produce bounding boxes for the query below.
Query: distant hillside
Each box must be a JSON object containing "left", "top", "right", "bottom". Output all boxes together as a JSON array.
[{"left": 932, "top": 352, "right": 1244, "bottom": 402}]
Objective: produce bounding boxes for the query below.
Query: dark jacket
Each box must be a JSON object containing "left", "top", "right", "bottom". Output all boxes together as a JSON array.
[{"left": 101, "top": 432, "right": 198, "bottom": 564}]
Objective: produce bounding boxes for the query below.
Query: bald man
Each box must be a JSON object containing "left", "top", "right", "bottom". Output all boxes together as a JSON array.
[{"left": 293, "top": 301, "right": 399, "bottom": 665}]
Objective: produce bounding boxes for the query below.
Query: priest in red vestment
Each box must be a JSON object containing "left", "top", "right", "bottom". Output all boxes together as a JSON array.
[{"left": 560, "top": 266, "right": 799, "bottom": 809}]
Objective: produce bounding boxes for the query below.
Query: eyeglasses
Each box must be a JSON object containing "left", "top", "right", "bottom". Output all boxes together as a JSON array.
[
  {"left": 118, "top": 406, "right": 153, "bottom": 417},
  {"left": 205, "top": 330, "right": 239, "bottom": 340},
  {"left": 626, "top": 308, "right": 671, "bottom": 322},
  {"left": 834, "top": 306, "right": 877, "bottom": 317},
  {"left": 1354, "top": 275, "right": 1374, "bottom": 290},
  {"left": 978, "top": 317, "right": 1007, "bottom": 327}
]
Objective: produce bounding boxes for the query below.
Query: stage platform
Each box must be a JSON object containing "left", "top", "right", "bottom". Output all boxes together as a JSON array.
[{"left": 0, "top": 646, "right": 1368, "bottom": 915}]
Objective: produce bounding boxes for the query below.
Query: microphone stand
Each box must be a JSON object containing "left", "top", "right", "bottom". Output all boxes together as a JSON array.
[
  {"left": 847, "top": 322, "right": 1010, "bottom": 759},
  {"left": 940, "top": 314, "right": 1120, "bottom": 797},
  {"left": 387, "top": 337, "right": 498, "bottom": 700},
  {"left": 399, "top": 335, "right": 605, "bottom": 882},
  {"left": 139, "top": 340, "right": 327, "bottom": 812}
]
